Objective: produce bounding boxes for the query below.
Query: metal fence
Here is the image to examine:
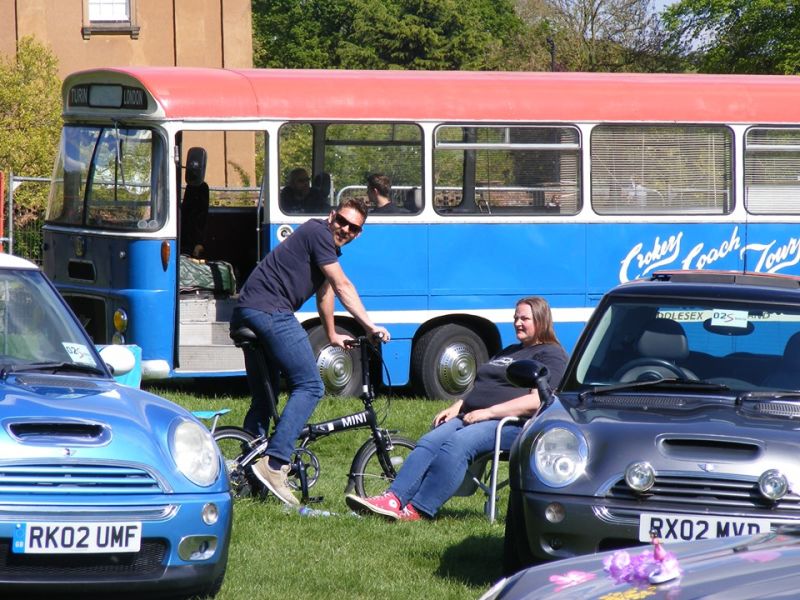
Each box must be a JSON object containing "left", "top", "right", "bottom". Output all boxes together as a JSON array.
[{"left": 5, "top": 174, "right": 48, "bottom": 265}]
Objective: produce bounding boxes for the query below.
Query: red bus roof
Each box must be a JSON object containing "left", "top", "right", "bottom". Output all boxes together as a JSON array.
[{"left": 63, "top": 67, "right": 800, "bottom": 124}]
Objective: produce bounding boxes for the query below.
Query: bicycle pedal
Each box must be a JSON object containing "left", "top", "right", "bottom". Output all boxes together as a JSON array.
[{"left": 306, "top": 495, "right": 324, "bottom": 504}]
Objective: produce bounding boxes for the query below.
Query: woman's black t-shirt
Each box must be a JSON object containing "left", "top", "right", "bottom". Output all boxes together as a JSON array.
[{"left": 461, "top": 342, "right": 568, "bottom": 413}]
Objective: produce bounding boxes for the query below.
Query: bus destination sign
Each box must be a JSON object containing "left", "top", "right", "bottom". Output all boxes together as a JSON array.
[{"left": 68, "top": 84, "right": 148, "bottom": 110}]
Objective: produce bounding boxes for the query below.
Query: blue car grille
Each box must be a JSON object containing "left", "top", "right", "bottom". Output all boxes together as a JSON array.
[
  {"left": 0, "top": 464, "right": 162, "bottom": 495},
  {"left": 607, "top": 474, "right": 800, "bottom": 513},
  {"left": 0, "top": 538, "right": 167, "bottom": 577}
]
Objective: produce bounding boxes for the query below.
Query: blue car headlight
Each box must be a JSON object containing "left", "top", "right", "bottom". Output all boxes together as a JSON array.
[
  {"left": 171, "top": 420, "right": 220, "bottom": 487},
  {"left": 532, "top": 425, "right": 588, "bottom": 488}
]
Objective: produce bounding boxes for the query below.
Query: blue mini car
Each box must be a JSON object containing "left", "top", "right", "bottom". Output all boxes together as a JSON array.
[{"left": 0, "top": 254, "right": 231, "bottom": 598}]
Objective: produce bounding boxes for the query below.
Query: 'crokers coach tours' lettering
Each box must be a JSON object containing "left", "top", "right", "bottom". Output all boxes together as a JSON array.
[
  {"left": 620, "top": 227, "right": 745, "bottom": 282},
  {"left": 742, "top": 237, "right": 800, "bottom": 273},
  {"left": 619, "top": 232, "right": 683, "bottom": 282}
]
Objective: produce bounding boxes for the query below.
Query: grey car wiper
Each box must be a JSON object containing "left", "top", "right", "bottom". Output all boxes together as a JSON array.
[
  {"left": 736, "top": 390, "right": 800, "bottom": 404},
  {"left": 1, "top": 361, "right": 106, "bottom": 379},
  {"left": 579, "top": 378, "right": 731, "bottom": 401}
]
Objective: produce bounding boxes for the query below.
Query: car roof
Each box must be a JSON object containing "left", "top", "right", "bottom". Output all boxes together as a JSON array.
[
  {"left": 0, "top": 253, "right": 39, "bottom": 270},
  {"left": 608, "top": 270, "right": 800, "bottom": 304}
]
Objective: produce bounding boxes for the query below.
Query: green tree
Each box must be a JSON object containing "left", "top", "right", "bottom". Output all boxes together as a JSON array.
[
  {"left": 0, "top": 37, "right": 61, "bottom": 226},
  {"left": 515, "top": 0, "right": 673, "bottom": 72},
  {"left": 253, "top": 0, "right": 526, "bottom": 70},
  {"left": 663, "top": 0, "right": 800, "bottom": 74}
]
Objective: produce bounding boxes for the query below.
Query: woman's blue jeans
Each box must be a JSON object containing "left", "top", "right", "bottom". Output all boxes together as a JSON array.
[
  {"left": 388, "top": 416, "right": 522, "bottom": 517},
  {"left": 231, "top": 306, "right": 324, "bottom": 464}
]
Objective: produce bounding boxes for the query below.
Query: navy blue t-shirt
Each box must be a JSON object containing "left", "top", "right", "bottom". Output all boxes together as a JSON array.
[
  {"left": 236, "top": 219, "right": 340, "bottom": 313},
  {"left": 461, "top": 342, "right": 568, "bottom": 413}
]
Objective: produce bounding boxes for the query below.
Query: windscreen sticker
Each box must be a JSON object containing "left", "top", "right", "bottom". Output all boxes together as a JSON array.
[
  {"left": 710, "top": 309, "right": 750, "bottom": 329},
  {"left": 62, "top": 343, "right": 97, "bottom": 366}
]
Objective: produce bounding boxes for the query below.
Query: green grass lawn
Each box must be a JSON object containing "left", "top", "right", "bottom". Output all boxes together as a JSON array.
[{"left": 152, "top": 380, "right": 511, "bottom": 600}]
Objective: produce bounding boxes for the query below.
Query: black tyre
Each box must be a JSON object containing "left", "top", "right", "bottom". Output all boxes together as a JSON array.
[
  {"left": 213, "top": 426, "right": 257, "bottom": 499},
  {"left": 308, "top": 323, "right": 362, "bottom": 397},
  {"left": 351, "top": 434, "right": 416, "bottom": 497},
  {"left": 411, "top": 324, "right": 489, "bottom": 401},
  {"left": 503, "top": 488, "right": 538, "bottom": 576}
]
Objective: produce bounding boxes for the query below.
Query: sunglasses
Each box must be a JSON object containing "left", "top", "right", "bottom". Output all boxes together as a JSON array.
[{"left": 333, "top": 213, "right": 363, "bottom": 235}]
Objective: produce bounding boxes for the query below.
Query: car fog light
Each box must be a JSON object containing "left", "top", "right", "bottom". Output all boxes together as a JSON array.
[
  {"left": 178, "top": 535, "right": 217, "bottom": 561},
  {"left": 759, "top": 469, "right": 789, "bottom": 501},
  {"left": 202, "top": 502, "right": 219, "bottom": 525},
  {"left": 544, "top": 502, "right": 565, "bottom": 524},
  {"left": 625, "top": 461, "right": 655, "bottom": 492},
  {"left": 113, "top": 308, "right": 128, "bottom": 333}
]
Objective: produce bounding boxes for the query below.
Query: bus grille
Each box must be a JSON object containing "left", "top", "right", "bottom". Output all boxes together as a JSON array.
[{"left": 0, "top": 464, "right": 162, "bottom": 495}]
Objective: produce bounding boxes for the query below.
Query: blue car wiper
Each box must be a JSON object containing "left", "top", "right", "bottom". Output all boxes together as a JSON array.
[{"left": 1, "top": 361, "right": 106, "bottom": 379}]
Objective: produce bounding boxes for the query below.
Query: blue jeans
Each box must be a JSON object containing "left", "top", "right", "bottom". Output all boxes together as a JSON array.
[
  {"left": 388, "top": 416, "right": 522, "bottom": 517},
  {"left": 231, "top": 306, "right": 324, "bottom": 464}
]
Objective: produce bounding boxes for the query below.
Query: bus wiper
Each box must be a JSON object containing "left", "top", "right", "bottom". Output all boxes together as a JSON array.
[
  {"left": 1, "top": 362, "right": 106, "bottom": 379},
  {"left": 579, "top": 378, "right": 730, "bottom": 401}
]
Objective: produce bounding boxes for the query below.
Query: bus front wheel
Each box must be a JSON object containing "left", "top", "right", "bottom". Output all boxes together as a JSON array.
[
  {"left": 411, "top": 324, "right": 488, "bottom": 401},
  {"left": 308, "top": 324, "right": 362, "bottom": 397}
]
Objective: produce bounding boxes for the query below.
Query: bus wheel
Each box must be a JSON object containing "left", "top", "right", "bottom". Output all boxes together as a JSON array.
[
  {"left": 308, "top": 324, "right": 362, "bottom": 397},
  {"left": 411, "top": 324, "right": 488, "bottom": 401}
]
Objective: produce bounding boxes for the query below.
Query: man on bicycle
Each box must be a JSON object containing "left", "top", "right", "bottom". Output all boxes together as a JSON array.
[{"left": 230, "top": 198, "right": 390, "bottom": 506}]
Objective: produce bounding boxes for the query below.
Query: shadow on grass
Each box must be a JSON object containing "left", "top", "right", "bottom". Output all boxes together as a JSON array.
[{"left": 436, "top": 533, "right": 504, "bottom": 588}]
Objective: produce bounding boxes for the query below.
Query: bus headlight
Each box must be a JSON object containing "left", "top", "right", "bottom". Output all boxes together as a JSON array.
[
  {"left": 171, "top": 420, "right": 220, "bottom": 487},
  {"left": 532, "top": 426, "right": 588, "bottom": 488}
]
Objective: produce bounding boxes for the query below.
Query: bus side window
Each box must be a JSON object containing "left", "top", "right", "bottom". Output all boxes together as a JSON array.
[
  {"left": 312, "top": 172, "right": 333, "bottom": 210},
  {"left": 433, "top": 124, "right": 581, "bottom": 216}
]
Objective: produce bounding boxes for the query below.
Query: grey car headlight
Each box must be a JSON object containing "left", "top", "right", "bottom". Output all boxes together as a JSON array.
[
  {"left": 532, "top": 425, "right": 588, "bottom": 488},
  {"left": 171, "top": 420, "right": 220, "bottom": 487}
]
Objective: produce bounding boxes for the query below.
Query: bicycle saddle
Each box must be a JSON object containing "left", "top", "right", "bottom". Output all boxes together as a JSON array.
[{"left": 229, "top": 326, "right": 258, "bottom": 346}]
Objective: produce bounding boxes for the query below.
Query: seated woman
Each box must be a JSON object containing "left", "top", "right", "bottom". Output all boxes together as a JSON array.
[{"left": 345, "top": 296, "right": 568, "bottom": 521}]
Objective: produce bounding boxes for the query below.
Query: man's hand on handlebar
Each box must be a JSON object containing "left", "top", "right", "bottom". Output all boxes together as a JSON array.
[
  {"left": 369, "top": 326, "right": 391, "bottom": 343},
  {"left": 328, "top": 332, "right": 355, "bottom": 349}
]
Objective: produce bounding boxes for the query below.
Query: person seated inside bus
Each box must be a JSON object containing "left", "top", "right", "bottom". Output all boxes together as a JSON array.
[
  {"left": 345, "top": 296, "right": 568, "bottom": 521},
  {"left": 280, "top": 168, "right": 326, "bottom": 214},
  {"left": 179, "top": 150, "right": 210, "bottom": 259},
  {"left": 366, "top": 173, "right": 410, "bottom": 214}
]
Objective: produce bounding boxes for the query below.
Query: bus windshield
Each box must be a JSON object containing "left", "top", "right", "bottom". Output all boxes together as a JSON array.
[{"left": 46, "top": 125, "right": 166, "bottom": 231}]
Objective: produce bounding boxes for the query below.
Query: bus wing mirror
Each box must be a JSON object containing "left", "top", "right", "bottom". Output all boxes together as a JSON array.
[{"left": 185, "top": 147, "right": 207, "bottom": 186}]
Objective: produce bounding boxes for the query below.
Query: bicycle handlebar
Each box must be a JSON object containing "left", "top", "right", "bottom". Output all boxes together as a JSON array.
[{"left": 344, "top": 332, "right": 385, "bottom": 348}]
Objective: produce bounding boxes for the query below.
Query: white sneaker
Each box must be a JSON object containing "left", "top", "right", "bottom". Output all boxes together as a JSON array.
[{"left": 252, "top": 459, "right": 299, "bottom": 506}]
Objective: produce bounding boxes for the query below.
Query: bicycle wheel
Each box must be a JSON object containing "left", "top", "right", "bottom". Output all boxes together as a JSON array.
[
  {"left": 351, "top": 433, "right": 416, "bottom": 498},
  {"left": 213, "top": 426, "right": 257, "bottom": 499}
]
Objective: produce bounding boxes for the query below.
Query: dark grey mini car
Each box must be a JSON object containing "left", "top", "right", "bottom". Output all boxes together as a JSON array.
[{"left": 505, "top": 271, "right": 800, "bottom": 573}]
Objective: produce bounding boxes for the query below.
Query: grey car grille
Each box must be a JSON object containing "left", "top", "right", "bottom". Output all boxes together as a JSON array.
[
  {"left": 0, "top": 464, "right": 162, "bottom": 495},
  {"left": 607, "top": 474, "right": 800, "bottom": 513}
]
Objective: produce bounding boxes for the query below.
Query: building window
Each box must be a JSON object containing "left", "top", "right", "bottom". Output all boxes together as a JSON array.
[
  {"left": 89, "top": 0, "right": 129, "bottom": 21},
  {"left": 83, "top": 0, "right": 139, "bottom": 38}
]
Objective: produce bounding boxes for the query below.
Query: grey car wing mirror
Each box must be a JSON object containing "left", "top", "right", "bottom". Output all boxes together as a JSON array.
[{"left": 506, "top": 359, "right": 553, "bottom": 408}]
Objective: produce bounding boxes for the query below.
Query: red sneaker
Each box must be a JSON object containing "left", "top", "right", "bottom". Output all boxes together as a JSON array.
[
  {"left": 399, "top": 503, "right": 421, "bottom": 522},
  {"left": 345, "top": 492, "right": 403, "bottom": 520}
]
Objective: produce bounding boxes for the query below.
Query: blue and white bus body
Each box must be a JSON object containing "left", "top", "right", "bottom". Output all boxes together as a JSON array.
[{"left": 42, "top": 68, "right": 800, "bottom": 400}]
